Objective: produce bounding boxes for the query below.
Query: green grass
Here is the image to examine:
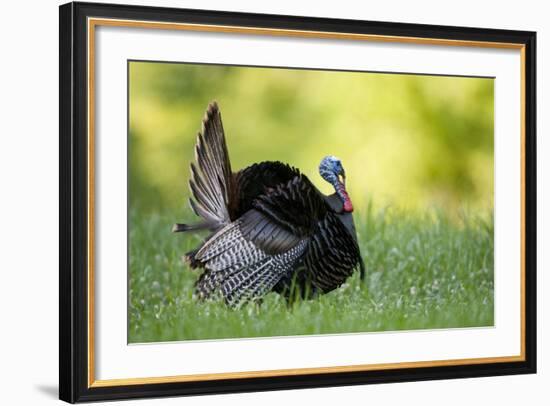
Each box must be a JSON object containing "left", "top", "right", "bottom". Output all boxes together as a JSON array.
[{"left": 128, "top": 204, "right": 494, "bottom": 343}]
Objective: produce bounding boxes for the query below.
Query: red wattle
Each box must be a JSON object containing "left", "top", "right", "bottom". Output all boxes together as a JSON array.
[
  {"left": 343, "top": 198, "right": 353, "bottom": 213},
  {"left": 336, "top": 183, "right": 354, "bottom": 213}
]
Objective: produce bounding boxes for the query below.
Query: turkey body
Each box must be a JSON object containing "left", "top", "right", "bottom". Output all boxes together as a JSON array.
[{"left": 174, "top": 102, "right": 364, "bottom": 306}]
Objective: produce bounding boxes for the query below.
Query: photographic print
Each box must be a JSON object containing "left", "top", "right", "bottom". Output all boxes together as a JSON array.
[
  {"left": 60, "top": 3, "right": 536, "bottom": 401},
  {"left": 128, "top": 62, "right": 495, "bottom": 343}
]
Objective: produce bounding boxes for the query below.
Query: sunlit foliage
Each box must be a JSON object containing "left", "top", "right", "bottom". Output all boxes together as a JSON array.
[{"left": 129, "top": 62, "right": 493, "bottom": 215}]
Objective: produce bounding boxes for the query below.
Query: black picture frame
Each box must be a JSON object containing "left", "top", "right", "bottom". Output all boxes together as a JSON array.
[{"left": 59, "top": 1, "right": 537, "bottom": 403}]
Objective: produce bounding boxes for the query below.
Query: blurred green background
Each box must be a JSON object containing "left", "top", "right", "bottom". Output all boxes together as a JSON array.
[{"left": 129, "top": 62, "right": 494, "bottom": 216}]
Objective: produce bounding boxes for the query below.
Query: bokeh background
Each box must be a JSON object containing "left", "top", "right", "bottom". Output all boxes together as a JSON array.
[{"left": 129, "top": 62, "right": 494, "bottom": 216}]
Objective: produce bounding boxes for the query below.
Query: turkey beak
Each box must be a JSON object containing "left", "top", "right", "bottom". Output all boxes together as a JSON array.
[{"left": 339, "top": 170, "right": 346, "bottom": 186}]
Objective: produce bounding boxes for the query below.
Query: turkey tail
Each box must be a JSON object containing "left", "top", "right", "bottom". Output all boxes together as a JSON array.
[{"left": 188, "top": 101, "right": 235, "bottom": 229}]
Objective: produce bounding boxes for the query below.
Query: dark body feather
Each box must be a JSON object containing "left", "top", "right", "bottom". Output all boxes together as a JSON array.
[{"left": 176, "top": 102, "right": 364, "bottom": 306}]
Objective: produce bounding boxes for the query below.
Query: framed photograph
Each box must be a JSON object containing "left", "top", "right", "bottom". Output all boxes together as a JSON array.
[{"left": 59, "top": 1, "right": 537, "bottom": 403}]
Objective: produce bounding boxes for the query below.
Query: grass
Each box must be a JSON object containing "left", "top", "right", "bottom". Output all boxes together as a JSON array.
[{"left": 128, "top": 204, "right": 494, "bottom": 343}]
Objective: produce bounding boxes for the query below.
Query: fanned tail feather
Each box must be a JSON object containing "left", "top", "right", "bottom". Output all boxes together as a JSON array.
[{"left": 188, "top": 102, "right": 235, "bottom": 229}]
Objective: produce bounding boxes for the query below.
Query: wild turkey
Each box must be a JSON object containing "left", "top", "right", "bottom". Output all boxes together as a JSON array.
[{"left": 173, "top": 102, "right": 365, "bottom": 306}]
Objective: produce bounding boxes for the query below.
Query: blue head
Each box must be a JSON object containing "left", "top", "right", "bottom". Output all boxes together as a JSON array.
[{"left": 319, "top": 156, "right": 353, "bottom": 212}]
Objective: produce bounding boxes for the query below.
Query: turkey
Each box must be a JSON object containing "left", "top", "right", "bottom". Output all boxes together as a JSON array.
[{"left": 173, "top": 102, "right": 365, "bottom": 306}]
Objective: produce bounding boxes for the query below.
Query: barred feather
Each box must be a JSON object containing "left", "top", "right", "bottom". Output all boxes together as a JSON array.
[{"left": 193, "top": 218, "right": 307, "bottom": 306}]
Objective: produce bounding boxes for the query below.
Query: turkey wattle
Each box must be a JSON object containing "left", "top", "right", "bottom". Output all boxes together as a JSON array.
[{"left": 173, "top": 102, "right": 365, "bottom": 306}]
